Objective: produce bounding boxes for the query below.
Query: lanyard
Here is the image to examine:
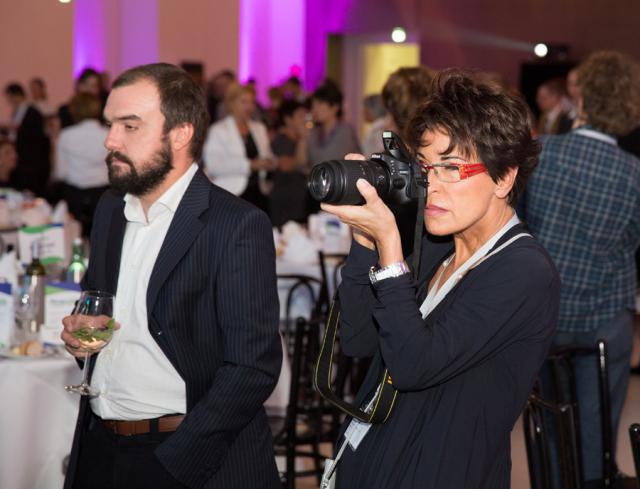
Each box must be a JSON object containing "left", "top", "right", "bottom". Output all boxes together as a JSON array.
[{"left": 420, "top": 213, "right": 522, "bottom": 319}]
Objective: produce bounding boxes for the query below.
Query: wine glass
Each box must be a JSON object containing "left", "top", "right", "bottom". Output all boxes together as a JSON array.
[{"left": 64, "top": 290, "right": 115, "bottom": 396}]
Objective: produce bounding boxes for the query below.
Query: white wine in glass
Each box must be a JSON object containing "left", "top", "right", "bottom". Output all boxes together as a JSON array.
[{"left": 64, "top": 290, "right": 115, "bottom": 397}]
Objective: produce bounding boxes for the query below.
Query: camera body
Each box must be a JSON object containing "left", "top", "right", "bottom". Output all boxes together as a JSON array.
[{"left": 307, "top": 131, "right": 426, "bottom": 206}]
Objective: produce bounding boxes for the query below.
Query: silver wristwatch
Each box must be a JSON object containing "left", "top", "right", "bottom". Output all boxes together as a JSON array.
[{"left": 369, "top": 261, "right": 410, "bottom": 284}]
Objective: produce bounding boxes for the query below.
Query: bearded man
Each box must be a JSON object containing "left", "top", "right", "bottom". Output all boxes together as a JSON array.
[{"left": 60, "top": 63, "right": 282, "bottom": 489}]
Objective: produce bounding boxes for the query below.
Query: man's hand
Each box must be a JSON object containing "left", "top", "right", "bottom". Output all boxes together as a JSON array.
[{"left": 61, "top": 314, "right": 120, "bottom": 358}]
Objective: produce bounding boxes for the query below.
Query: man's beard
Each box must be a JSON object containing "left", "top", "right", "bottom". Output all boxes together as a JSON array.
[{"left": 106, "top": 141, "right": 173, "bottom": 196}]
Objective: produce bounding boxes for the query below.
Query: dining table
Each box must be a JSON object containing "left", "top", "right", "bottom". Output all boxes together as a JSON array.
[{"left": 0, "top": 353, "right": 81, "bottom": 489}]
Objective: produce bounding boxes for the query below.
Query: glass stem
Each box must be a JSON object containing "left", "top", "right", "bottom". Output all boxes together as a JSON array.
[{"left": 80, "top": 351, "right": 91, "bottom": 386}]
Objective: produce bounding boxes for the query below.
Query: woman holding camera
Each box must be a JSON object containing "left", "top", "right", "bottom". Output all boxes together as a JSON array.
[{"left": 322, "top": 69, "right": 560, "bottom": 488}]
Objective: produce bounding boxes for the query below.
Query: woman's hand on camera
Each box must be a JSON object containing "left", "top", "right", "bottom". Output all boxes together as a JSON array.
[{"left": 321, "top": 156, "right": 403, "bottom": 265}]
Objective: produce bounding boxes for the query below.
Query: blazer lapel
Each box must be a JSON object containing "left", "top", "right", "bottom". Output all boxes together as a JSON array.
[
  {"left": 105, "top": 200, "right": 126, "bottom": 294},
  {"left": 146, "top": 170, "right": 211, "bottom": 314}
]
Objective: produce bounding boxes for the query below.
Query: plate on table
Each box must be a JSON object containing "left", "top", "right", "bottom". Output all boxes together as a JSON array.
[{"left": 0, "top": 344, "right": 58, "bottom": 360}]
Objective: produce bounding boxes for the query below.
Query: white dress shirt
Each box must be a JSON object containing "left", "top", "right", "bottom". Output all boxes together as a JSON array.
[
  {"left": 55, "top": 119, "right": 109, "bottom": 188},
  {"left": 90, "top": 163, "right": 199, "bottom": 420}
]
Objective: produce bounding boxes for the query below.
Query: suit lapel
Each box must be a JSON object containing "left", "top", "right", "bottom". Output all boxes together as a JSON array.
[
  {"left": 105, "top": 200, "right": 126, "bottom": 294},
  {"left": 146, "top": 170, "right": 211, "bottom": 314}
]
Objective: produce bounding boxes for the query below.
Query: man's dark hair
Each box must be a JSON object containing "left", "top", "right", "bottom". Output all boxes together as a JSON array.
[
  {"left": 112, "top": 63, "right": 210, "bottom": 162},
  {"left": 538, "top": 77, "right": 567, "bottom": 97},
  {"left": 407, "top": 69, "right": 540, "bottom": 205},
  {"left": 311, "top": 82, "right": 344, "bottom": 118},
  {"left": 30, "top": 77, "right": 45, "bottom": 89},
  {"left": 76, "top": 68, "right": 100, "bottom": 86},
  {"left": 277, "top": 99, "right": 304, "bottom": 127},
  {"left": 285, "top": 76, "right": 301, "bottom": 87},
  {"left": 4, "top": 83, "right": 25, "bottom": 98}
]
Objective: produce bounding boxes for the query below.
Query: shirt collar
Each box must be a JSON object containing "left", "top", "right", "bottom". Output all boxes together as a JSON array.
[
  {"left": 12, "top": 103, "right": 29, "bottom": 126},
  {"left": 124, "top": 163, "right": 199, "bottom": 224}
]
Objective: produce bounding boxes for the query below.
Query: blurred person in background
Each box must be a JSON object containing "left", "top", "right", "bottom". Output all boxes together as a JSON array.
[
  {"left": 4, "top": 82, "right": 50, "bottom": 196},
  {"left": 269, "top": 99, "right": 310, "bottom": 227},
  {"left": 381, "top": 66, "right": 435, "bottom": 256},
  {"left": 0, "top": 140, "right": 18, "bottom": 186},
  {"left": 535, "top": 77, "right": 573, "bottom": 135},
  {"left": 58, "top": 68, "right": 102, "bottom": 129},
  {"left": 203, "top": 82, "right": 273, "bottom": 212},
  {"left": 282, "top": 75, "right": 306, "bottom": 103},
  {"left": 206, "top": 69, "right": 236, "bottom": 123},
  {"left": 307, "top": 80, "right": 360, "bottom": 169},
  {"left": 522, "top": 50, "right": 640, "bottom": 485},
  {"left": 29, "top": 77, "right": 54, "bottom": 117},
  {"left": 360, "top": 93, "right": 389, "bottom": 157},
  {"left": 264, "top": 85, "right": 284, "bottom": 134},
  {"left": 54, "top": 93, "right": 109, "bottom": 237}
]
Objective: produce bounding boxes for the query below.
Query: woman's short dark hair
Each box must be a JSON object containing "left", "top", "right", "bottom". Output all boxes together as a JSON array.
[
  {"left": 407, "top": 69, "right": 540, "bottom": 205},
  {"left": 277, "top": 99, "right": 304, "bottom": 127},
  {"left": 112, "top": 63, "right": 210, "bottom": 163}
]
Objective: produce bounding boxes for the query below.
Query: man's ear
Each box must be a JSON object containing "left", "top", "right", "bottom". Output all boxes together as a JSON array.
[
  {"left": 169, "top": 123, "right": 194, "bottom": 153},
  {"left": 495, "top": 166, "right": 518, "bottom": 200}
]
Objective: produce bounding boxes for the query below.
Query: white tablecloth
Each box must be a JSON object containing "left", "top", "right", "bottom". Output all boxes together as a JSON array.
[{"left": 0, "top": 355, "right": 81, "bottom": 489}]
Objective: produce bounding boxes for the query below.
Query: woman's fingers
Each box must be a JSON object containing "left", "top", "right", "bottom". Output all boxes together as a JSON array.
[
  {"left": 344, "top": 153, "right": 366, "bottom": 161},
  {"left": 356, "top": 179, "right": 381, "bottom": 205}
]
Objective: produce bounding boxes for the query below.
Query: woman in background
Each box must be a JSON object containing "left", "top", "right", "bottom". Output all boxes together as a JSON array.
[{"left": 203, "top": 83, "right": 273, "bottom": 211}]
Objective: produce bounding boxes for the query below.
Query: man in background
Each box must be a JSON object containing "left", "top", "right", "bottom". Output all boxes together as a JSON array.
[{"left": 523, "top": 51, "right": 640, "bottom": 485}]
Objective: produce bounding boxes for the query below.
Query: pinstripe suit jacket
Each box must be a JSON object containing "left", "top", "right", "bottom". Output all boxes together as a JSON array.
[{"left": 64, "top": 169, "right": 282, "bottom": 489}]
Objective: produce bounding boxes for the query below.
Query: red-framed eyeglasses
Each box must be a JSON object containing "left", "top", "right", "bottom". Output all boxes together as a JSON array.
[{"left": 418, "top": 162, "right": 487, "bottom": 183}]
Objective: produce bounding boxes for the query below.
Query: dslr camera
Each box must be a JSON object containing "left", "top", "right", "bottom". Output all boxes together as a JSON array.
[{"left": 307, "top": 131, "right": 426, "bottom": 206}]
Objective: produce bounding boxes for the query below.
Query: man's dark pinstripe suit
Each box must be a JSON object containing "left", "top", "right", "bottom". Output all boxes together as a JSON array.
[{"left": 64, "top": 169, "right": 283, "bottom": 489}]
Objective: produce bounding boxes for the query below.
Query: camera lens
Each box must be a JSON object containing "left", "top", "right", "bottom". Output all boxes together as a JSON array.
[
  {"left": 309, "top": 165, "right": 332, "bottom": 200},
  {"left": 308, "top": 160, "right": 389, "bottom": 205}
]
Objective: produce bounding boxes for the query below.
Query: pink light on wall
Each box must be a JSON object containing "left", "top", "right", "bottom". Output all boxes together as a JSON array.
[
  {"left": 74, "top": 0, "right": 158, "bottom": 81},
  {"left": 304, "top": 0, "right": 356, "bottom": 91},
  {"left": 73, "top": 0, "right": 108, "bottom": 76},
  {"left": 239, "top": 0, "right": 305, "bottom": 102},
  {"left": 119, "top": 0, "right": 159, "bottom": 70}
]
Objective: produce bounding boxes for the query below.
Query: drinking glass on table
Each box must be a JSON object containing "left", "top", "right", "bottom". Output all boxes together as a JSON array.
[
  {"left": 64, "top": 290, "right": 115, "bottom": 396},
  {"left": 14, "top": 275, "right": 42, "bottom": 340}
]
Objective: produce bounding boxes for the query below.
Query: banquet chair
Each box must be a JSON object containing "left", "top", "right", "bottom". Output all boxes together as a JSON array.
[
  {"left": 526, "top": 340, "right": 636, "bottom": 488},
  {"left": 277, "top": 273, "right": 323, "bottom": 356},
  {"left": 316, "top": 251, "right": 347, "bottom": 317},
  {"left": 523, "top": 380, "right": 582, "bottom": 489},
  {"left": 629, "top": 424, "right": 640, "bottom": 489},
  {"left": 317, "top": 250, "right": 370, "bottom": 401},
  {"left": 272, "top": 317, "right": 328, "bottom": 489}
]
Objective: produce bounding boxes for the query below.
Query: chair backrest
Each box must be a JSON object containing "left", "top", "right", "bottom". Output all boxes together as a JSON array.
[
  {"left": 523, "top": 382, "right": 582, "bottom": 489},
  {"left": 545, "top": 339, "right": 613, "bottom": 486},
  {"left": 277, "top": 274, "right": 323, "bottom": 355},
  {"left": 317, "top": 251, "right": 347, "bottom": 316},
  {"left": 629, "top": 424, "right": 640, "bottom": 489}
]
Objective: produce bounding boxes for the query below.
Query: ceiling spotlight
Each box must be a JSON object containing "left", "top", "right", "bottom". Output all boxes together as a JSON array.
[
  {"left": 59, "top": 0, "right": 72, "bottom": 3},
  {"left": 391, "top": 27, "right": 407, "bottom": 44},
  {"left": 534, "top": 43, "right": 548, "bottom": 58}
]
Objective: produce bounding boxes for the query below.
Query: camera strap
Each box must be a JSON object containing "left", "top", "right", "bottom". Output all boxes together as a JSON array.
[
  {"left": 314, "top": 295, "right": 399, "bottom": 423},
  {"left": 314, "top": 184, "right": 426, "bottom": 424}
]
